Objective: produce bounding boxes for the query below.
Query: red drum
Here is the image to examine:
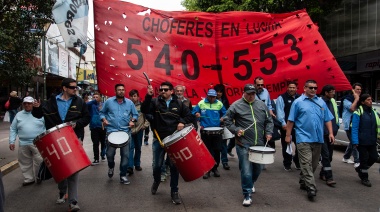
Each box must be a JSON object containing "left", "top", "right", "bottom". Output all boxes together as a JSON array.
[
  {"left": 162, "top": 125, "right": 215, "bottom": 182},
  {"left": 33, "top": 123, "right": 91, "bottom": 183}
]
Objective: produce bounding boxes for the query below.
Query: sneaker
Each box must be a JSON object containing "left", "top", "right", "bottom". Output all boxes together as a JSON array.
[
  {"left": 242, "top": 195, "right": 252, "bottom": 206},
  {"left": 342, "top": 158, "right": 354, "bottom": 164},
  {"left": 135, "top": 166, "right": 142, "bottom": 171},
  {"left": 160, "top": 174, "right": 166, "bottom": 182},
  {"left": 223, "top": 163, "right": 230, "bottom": 170},
  {"left": 151, "top": 181, "right": 160, "bottom": 194},
  {"left": 127, "top": 167, "right": 134, "bottom": 176},
  {"left": 108, "top": 168, "right": 114, "bottom": 178},
  {"left": 227, "top": 152, "right": 235, "bottom": 157},
  {"left": 213, "top": 169, "right": 220, "bottom": 177},
  {"left": 361, "top": 179, "right": 372, "bottom": 187},
  {"left": 252, "top": 186, "right": 255, "bottom": 193},
  {"left": 284, "top": 166, "right": 292, "bottom": 171},
  {"left": 69, "top": 201, "right": 80, "bottom": 212},
  {"left": 307, "top": 189, "right": 316, "bottom": 200},
  {"left": 120, "top": 176, "right": 130, "bottom": 185},
  {"left": 171, "top": 192, "right": 182, "bottom": 205},
  {"left": 101, "top": 157, "right": 106, "bottom": 162},
  {"left": 91, "top": 160, "right": 99, "bottom": 166},
  {"left": 326, "top": 179, "right": 336, "bottom": 187},
  {"left": 354, "top": 163, "right": 360, "bottom": 168},
  {"left": 56, "top": 193, "right": 67, "bottom": 204},
  {"left": 203, "top": 172, "right": 210, "bottom": 179}
]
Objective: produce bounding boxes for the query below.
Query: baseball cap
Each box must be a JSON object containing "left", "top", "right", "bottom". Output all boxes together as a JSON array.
[
  {"left": 207, "top": 89, "right": 217, "bottom": 97},
  {"left": 244, "top": 84, "right": 256, "bottom": 93},
  {"left": 23, "top": 96, "right": 34, "bottom": 103}
]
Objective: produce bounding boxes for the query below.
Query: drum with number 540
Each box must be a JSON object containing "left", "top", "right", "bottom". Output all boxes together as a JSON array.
[
  {"left": 33, "top": 123, "right": 91, "bottom": 183},
  {"left": 162, "top": 125, "right": 215, "bottom": 182}
]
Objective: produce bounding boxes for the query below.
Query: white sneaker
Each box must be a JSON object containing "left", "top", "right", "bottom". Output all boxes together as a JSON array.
[
  {"left": 252, "top": 186, "right": 255, "bottom": 193},
  {"left": 56, "top": 193, "right": 67, "bottom": 204},
  {"left": 69, "top": 202, "right": 80, "bottom": 211},
  {"left": 242, "top": 196, "right": 252, "bottom": 206},
  {"left": 342, "top": 158, "right": 354, "bottom": 164},
  {"left": 354, "top": 163, "right": 360, "bottom": 168}
]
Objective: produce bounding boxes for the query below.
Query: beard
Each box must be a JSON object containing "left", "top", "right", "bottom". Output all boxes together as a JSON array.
[{"left": 176, "top": 94, "right": 183, "bottom": 99}]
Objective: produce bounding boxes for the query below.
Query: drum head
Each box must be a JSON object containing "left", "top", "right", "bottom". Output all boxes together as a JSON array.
[
  {"left": 203, "top": 127, "right": 223, "bottom": 131},
  {"left": 163, "top": 125, "right": 193, "bottom": 146},
  {"left": 249, "top": 146, "right": 275, "bottom": 153},
  {"left": 34, "top": 122, "right": 72, "bottom": 144},
  {"left": 108, "top": 132, "right": 129, "bottom": 145}
]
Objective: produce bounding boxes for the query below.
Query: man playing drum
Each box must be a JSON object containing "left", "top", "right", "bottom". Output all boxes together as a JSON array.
[
  {"left": 224, "top": 84, "right": 273, "bottom": 207},
  {"left": 99, "top": 84, "right": 139, "bottom": 185},
  {"left": 141, "top": 81, "right": 193, "bottom": 205},
  {"left": 32, "top": 78, "right": 90, "bottom": 211},
  {"left": 192, "top": 89, "right": 226, "bottom": 178}
]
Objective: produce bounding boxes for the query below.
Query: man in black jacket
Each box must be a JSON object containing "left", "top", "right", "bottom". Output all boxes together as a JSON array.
[
  {"left": 141, "top": 81, "right": 193, "bottom": 205},
  {"left": 32, "top": 78, "right": 90, "bottom": 212}
]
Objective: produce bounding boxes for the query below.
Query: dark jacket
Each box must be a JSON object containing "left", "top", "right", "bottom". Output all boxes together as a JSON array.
[
  {"left": 141, "top": 94, "right": 193, "bottom": 139},
  {"left": 32, "top": 94, "right": 90, "bottom": 139},
  {"left": 87, "top": 100, "right": 103, "bottom": 130},
  {"left": 351, "top": 105, "right": 380, "bottom": 146},
  {"left": 8, "top": 96, "right": 22, "bottom": 110}
]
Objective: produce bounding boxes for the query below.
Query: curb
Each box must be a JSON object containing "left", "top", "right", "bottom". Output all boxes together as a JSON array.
[{"left": 1, "top": 160, "right": 19, "bottom": 176}]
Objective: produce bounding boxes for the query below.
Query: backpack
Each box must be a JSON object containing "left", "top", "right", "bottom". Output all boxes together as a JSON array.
[{"left": 4, "top": 98, "right": 10, "bottom": 110}]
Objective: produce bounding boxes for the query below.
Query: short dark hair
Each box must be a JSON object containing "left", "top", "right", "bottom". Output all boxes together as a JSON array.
[
  {"left": 352, "top": 82, "right": 362, "bottom": 89},
  {"left": 61, "top": 78, "right": 76, "bottom": 87},
  {"left": 93, "top": 92, "right": 101, "bottom": 96},
  {"left": 254, "top": 76, "right": 263, "bottom": 84},
  {"left": 321, "top": 84, "right": 335, "bottom": 96},
  {"left": 160, "top": 81, "right": 173, "bottom": 90},
  {"left": 129, "top": 89, "right": 139, "bottom": 97},
  {"left": 304, "top": 79, "right": 317, "bottom": 86},
  {"left": 115, "top": 84, "right": 125, "bottom": 91},
  {"left": 214, "top": 84, "right": 225, "bottom": 93},
  {"left": 287, "top": 81, "right": 298, "bottom": 87},
  {"left": 359, "top": 94, "right": 371, "bottom": 103}
]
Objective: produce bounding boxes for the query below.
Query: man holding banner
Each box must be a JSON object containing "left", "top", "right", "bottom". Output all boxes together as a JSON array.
[{"left": 141, "top": 81, "right": 193, "bottom": 205}]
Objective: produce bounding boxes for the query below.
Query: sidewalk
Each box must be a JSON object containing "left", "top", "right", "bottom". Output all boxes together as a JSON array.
[{"left": 0, "top": 121, "right": 19, "bottom": 175}]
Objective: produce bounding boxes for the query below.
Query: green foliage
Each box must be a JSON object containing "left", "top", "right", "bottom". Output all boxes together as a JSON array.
[{"left": 0, "top": 0, "right": 54, "bottom": 88}]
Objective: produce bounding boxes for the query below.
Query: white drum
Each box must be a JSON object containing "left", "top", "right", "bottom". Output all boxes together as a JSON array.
[
  {"left": 222, "top": 127, "right": 234, "bottom": 139},
  {"left": 249, "top": 146, "right": 276, "bottom": 164},
  {"left": 108, "top": 131, "right": 129, "bottom": 148},
  {"left": 203, "top": 127, "right": 223, "bottom": 135}
]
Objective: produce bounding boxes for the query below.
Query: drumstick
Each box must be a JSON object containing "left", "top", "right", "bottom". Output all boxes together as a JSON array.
[
  {"left": 153, "top": 129, "right": 164, "bottom": 147},
  {"left": 143, "top": 72, "right": 151, "bottom": 85},
  {"left": 242, "top": 120, "right": 256, "bottom": 132}
]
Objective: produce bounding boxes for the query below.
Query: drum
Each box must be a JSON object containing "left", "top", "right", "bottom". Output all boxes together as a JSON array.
[
  {"left": 33, "top": 123, "right": 91, "bottom": 183},
  {"left": 203, "top": 127, "right": 223, "bottom": 135},
  {"left": 162, "top": 125, "right": 215, "bottom": 182},
  {"left": 248, "top": 146, "right": 276, "bottom": 164},
  {"left": 108, "top": 131, "right": 129, "bottom": 148},
  {"left": 222, "top": 127, "right": 235, "bottom": 139}
]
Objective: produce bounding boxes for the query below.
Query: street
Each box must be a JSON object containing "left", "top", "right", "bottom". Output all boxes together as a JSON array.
[{"left": 1, "top": 123, "right": 379, "bottom": 212}]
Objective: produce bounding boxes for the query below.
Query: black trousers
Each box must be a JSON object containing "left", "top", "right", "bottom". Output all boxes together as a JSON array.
[
  {"left": 280, "top": 128, "right": 299, "bottom": 168},
  {"left": 90, "top": 127, "right": 107, "bottom": 160},
  {"left": 356, "top": 144, "right": 378, "bottom": 180},
  {"left": 201, "top": 132, "right": 222, "bottom": 170},
  {"left": 320, "top": 135, "right": 334, "bottom": 180}
]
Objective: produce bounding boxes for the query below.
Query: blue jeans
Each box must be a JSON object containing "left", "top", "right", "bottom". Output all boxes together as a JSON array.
[
  {"left": 128, "top": 130, "right": 143, "bottom": 168},
  {"left": 8, "top": 109, "right": 18, "bottom": 124},
  {"left": 152, "top": 139, "right": 179, "bottom": 192},
  {"left": 344, "top": 130, "right": 359, "bottom": 163},
  {"left": 236, "top": 145, "right": 262, "bottom": 196},
  {"left": 106, "top": 133, "right": 130, "bottom": 177},
  {"left": 221, "top": 139, "right": 228, "bottom": 164}
]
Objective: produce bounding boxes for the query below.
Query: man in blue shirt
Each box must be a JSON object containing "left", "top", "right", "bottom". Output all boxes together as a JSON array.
[
  {"left": 285, "top": 79, "right": 334, "bottom": 201},
  {"left": 100, "top": 84, "right": 139, "bottom": 185}
]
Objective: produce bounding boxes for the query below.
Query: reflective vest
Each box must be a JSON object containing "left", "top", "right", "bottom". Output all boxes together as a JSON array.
[
  {"left": 330, "top": 98, "right": 339, "bottom": 125},
  {"left": 353, "top": 105, "right": 380, "bottom": 139}
]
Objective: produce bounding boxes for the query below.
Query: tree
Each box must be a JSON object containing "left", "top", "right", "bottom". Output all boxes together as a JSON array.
[
  {"left": 0, "top": 0, "right": 54, "bottom": 90},
  {"left": 181, "top": 0, "right": 342, "bottom": 25}
]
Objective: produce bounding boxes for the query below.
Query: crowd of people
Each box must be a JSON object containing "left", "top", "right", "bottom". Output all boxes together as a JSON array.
[{"left": 3, "top": 77, "right": 379, "bottom": 211}]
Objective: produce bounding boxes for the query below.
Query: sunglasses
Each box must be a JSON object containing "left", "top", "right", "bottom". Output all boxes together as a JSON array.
[
  {"left": 66, "top": 86, "right": 78, "bottom": 90},
  {"left": 159, "top": 88, "right": 170, "bottom": 92},
  {"left": 307, "top": 86, "right": 318, "bottom": 90},
  {"left": 256, "top": 84, "right": 264, "bottom": 87}
]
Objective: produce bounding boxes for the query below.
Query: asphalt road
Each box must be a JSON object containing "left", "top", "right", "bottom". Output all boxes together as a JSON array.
[{"left": 1, "top": 125, "right": 379, "bottom": 211}]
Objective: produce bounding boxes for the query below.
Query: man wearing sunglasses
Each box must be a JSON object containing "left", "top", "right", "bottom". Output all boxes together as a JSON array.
[
  {"left": 285, "top": 79, "right": 334, "bottom": 201},
  {"left": 254, "top": 77, "right": 276, "bottom": 118},
  {"left": 32, "top": 78, "right": 90, "bottom": 211},
  {"left": 141, "top": 81, "right": 193, "bottom": 205}
]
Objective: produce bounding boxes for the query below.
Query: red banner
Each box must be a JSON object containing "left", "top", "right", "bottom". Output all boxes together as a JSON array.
[{"left": 93, "top": 0, "right": 351, "bottom": 104}]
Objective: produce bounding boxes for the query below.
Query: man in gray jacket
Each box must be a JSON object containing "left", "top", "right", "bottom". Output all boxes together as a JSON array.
[{"left": 225, "top": 84, "right": 273, "bottom": 207}]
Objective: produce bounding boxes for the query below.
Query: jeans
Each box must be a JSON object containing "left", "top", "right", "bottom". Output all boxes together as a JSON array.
[
  {"left": 344, "top": 130, "right": 359, "bottom": 163},
  {"left": 221, "top": 139, "right": 229, "bottom": 164},
  {"left": 106, "top": 133, "right": 130, "bottom": 177},
  {"left": 236, "top": 145, "right": 262, "bottom": 196},
  {"left": 356, "top": 145, "right": 378, "bottom": 180},
  {"left": 128, "top": 130, "right": 143, "bottom": 168},
  {"left": 8, "top": 109, "right": 18, "bottom": 124},
  {"left": 297, "top": 142, "right": 322, "bottom": 191},
  {"left": 58, "top": 172, "right": 79, "bottom": 204},
  {"left": 319, "top": 136, "right": 334, "bottom": 180},
  {"left": 152, "top": 139, "right": 179, "bottom": 192},
  {"left": 90, "top": 128, "right": 106, "bottom": 161}
]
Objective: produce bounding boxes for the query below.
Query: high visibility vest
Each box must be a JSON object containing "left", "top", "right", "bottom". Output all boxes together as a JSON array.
[
  {"left": 330, "top": 98, "right": 339, "bottom": 125},
  {"left": 353, "top": 105, "right": 380, "bottom": 139}
]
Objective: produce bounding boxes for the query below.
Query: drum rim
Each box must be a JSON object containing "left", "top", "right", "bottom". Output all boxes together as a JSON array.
[
  {"left": 249, "top": 146, "right": 276, "bottom": 153},
  {"left": 163, "top": 125, "right": 193, "bottom": 146},
  {"left": 203, "top": 127, "right": 223, "bottom": 130},
  {"left": 33, "top": 122, "right": 72, "bottom": 144}
]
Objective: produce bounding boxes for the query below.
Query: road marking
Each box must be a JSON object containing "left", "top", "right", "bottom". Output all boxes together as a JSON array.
[{"left": 0, "top": 137, "right": 8, "bottom": 143}]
